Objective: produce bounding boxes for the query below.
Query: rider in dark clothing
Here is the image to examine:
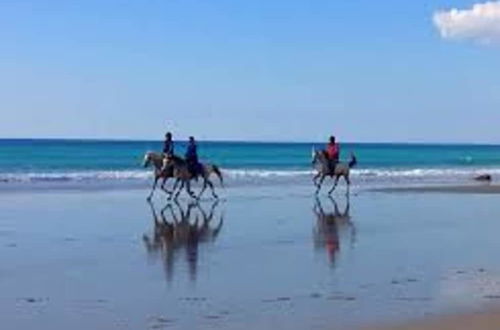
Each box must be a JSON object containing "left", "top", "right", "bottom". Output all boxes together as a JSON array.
[
  {"left": 163, "top": 132, "right": 174, "bottom": 156},
  {"left": 161, "top": 132, "right": 175, "bottom": 176},
  {"left": 185, "top": 136, "right": 200, "bottom": 177}
]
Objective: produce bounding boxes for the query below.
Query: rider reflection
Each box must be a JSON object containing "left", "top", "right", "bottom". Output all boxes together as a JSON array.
[{"left": 313, "top": 196, "right": 356, "bottom": 267}]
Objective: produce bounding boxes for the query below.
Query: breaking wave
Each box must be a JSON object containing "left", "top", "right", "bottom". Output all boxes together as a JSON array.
[{"left": 0, "top": 167, "right": 498, "bottom": 185}]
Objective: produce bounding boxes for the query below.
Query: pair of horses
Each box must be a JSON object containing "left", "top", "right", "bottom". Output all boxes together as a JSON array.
[{"left": 143, "top": 151, "right": 223, "bottom": 201}]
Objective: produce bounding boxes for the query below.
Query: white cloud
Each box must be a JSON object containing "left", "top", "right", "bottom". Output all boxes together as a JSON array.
[{"left": 433, "top": 1, "right": 500, "bottom": 44}]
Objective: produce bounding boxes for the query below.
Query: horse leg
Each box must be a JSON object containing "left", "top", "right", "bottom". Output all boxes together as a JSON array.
[
  {"left": 168, "top": 179, "right": 180, "bottom": 200},
  {"left": 207, "top": 179, "right": 218, "bottom": 199},
  {"left": 160, "top": 177, "right": 172, "bottom": 196},
  {"left": 186, "top": 180, "right": 196, "bottom": 199},
  {"left": 175, "top": 180, "right": 185, "bottom": 199},
  {"left": 147, "top": 176, "right": 159, "bottom": 201},
  {"left": 312, "top": 173, "right": 320, "bottom": 187},
  {"left": 197, "top": 180, "right": 208, "bottom": 200},
  {"left": 328, "top": 176, "right": 340, "bottom": 195},
  {"left": 345, "top": 175, "right": 351, "bottom": 196},
  {"left": 315, "top": 175, "right": 325, "bottom": 195}
]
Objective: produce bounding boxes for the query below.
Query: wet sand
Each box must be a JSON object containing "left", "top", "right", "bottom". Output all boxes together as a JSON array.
[
  {"left": 373, "top": 309, "right": 500, "bottom": 330},
  {"left": 2, "top": 184, "right": 500, "bottom": 329},
  {"left": 373, "top": 184, "right": 500, "bottom": 194}
]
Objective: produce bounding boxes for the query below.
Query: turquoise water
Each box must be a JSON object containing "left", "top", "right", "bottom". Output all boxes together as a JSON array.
[{"left": 2, "top": 139, "right": 500, "bottom": 185}]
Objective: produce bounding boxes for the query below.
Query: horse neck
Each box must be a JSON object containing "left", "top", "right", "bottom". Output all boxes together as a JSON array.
[
  {"left": 315, "top": 152, "right": 329, "bottom": 169},
  {"left": 171, "top": 155, "right": 185, "bottom": 164},
  {"left": 171, "top": 157, "right": 189, "bottom": 171},
  {"left": 151, "top": 154, "right": 164, "bottom": 169}
]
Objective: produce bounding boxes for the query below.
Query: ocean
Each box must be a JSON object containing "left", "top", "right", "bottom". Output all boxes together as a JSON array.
[{"left": 2, "top": 139, "right": 500, "bottom": 187}]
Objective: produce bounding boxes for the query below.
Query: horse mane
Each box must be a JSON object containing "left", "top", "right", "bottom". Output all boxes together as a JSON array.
[
  {"left": 315, "top": 150, "right": 327, "bottom": 159},
  {"left": 170, "top": 154, "right": 186, "bottom": 165}
]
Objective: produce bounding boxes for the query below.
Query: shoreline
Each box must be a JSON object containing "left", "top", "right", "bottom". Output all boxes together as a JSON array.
[{"left": 1, "top": 180, "right": 499, "bottom": 195}]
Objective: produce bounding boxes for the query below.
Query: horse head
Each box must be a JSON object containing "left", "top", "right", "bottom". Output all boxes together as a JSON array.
[
  {"left": 311, "top": 147, "right": 326, "bottom": 166},
  {"left": 311, "top": 147, "right": 318, "bottom": 164},
  {"left": 143, "top": 152, "right": 153, "bottom": 168}
]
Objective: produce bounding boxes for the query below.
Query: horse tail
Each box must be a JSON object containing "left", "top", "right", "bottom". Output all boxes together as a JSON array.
[
  {"left": 348, "top": 153, "right": 357, "bottom": 168},
  {"left": 212, "top": 165, "right": 224, "bottom": 187}
]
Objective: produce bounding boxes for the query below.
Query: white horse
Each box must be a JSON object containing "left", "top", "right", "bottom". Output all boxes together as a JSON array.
[
  {"left": 142, "top": 151, "right": 178, "bottom": 201},
  {"left": 311, "top": 148, "right": 357, "bottom": 195}
]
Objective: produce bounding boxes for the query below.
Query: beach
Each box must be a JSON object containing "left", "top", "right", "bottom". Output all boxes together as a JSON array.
[
  {"left": 3, "top": 140, "right": 500, "bottom": 329},
  {"left": 373, "top": 184, "right": 500, "bottom": 194},
  {"left": 3, "top": 181, "right": 500, "bottom": 329}
]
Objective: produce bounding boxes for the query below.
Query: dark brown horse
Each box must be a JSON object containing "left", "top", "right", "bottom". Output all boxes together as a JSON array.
[{"left": 163, "top": 155, "right": 224, "bottom": 200}]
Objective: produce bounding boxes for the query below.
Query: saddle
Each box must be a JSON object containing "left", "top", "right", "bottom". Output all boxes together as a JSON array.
[
  {"left": 322, "top": 150, "right": 337, "bottom": 175},
  {"left": 188, "top": 162, "right": 203, "bottom": 180},
  {"left": 328, "top": 160, "right": 338, "bottom": 175},
  {"left": 162, "top": 164, "right": 174, "bottom": 177}
]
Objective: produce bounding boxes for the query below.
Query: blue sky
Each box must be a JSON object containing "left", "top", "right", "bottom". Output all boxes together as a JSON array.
[{"left": 1, "top": 0, "right": 499, "bottom": 143}]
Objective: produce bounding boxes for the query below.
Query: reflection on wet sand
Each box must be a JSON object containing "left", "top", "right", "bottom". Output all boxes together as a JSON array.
[
  {"left": 143, "top": 200, "right": 224, "bottom": 282},
  {"left": 313, "top": 196, "right": 356, "bottom": 266}
]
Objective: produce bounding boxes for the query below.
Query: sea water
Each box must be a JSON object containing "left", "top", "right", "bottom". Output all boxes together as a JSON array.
[{"left": 2, "top": 139, "right": 500, "bottom": 187}]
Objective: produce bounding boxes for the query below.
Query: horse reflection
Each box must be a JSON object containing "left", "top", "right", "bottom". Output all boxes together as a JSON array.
[
  {"left": 313, "top": 196, "right": 356, "bottom": 267},
  {"left": 143, "top": 200, "right": 223, "bottom": 282}
]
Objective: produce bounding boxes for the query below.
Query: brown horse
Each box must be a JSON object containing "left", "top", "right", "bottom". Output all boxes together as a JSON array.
[
  {"left": 163, "top": 155, "right": 224, "bottom": 200},
  {"left": 312, "top": 149, "right": 357, "bottom": 195}
]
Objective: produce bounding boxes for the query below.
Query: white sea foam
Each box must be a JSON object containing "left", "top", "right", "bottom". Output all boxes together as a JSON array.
[
  {"left": 224, "top": 168, "right": 500, "bottom": 180},
  {"left": 0, "top": 167, "right": 499, "bottom": 185},
  {"left": 0, "top": 170, "right": 152, "bottom": 183}
]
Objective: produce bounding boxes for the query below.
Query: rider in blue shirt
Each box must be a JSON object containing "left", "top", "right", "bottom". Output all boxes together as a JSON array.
[{"left": 185, "top": 136, "right": 200, "bottom": 177}]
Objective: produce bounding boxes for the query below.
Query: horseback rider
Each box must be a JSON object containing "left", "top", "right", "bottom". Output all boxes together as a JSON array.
[
  {"left": 326, "top": 135, "right": 339, "bottom": 173},
  {"left": 185, "top": 136, "right": 201, "bottom": 178},
  {"left": 163, "top": 132, "right": 174, "bottom": 156}
]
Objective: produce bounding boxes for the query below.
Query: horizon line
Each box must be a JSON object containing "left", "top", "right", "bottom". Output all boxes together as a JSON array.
[{"left": 1, "top": 137, "right": 500, "bottom": 146}]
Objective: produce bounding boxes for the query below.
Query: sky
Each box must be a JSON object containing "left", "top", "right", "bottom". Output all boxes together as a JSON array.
[{"left": 0, "top": 0, "right": 499, "bottom": 143}]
